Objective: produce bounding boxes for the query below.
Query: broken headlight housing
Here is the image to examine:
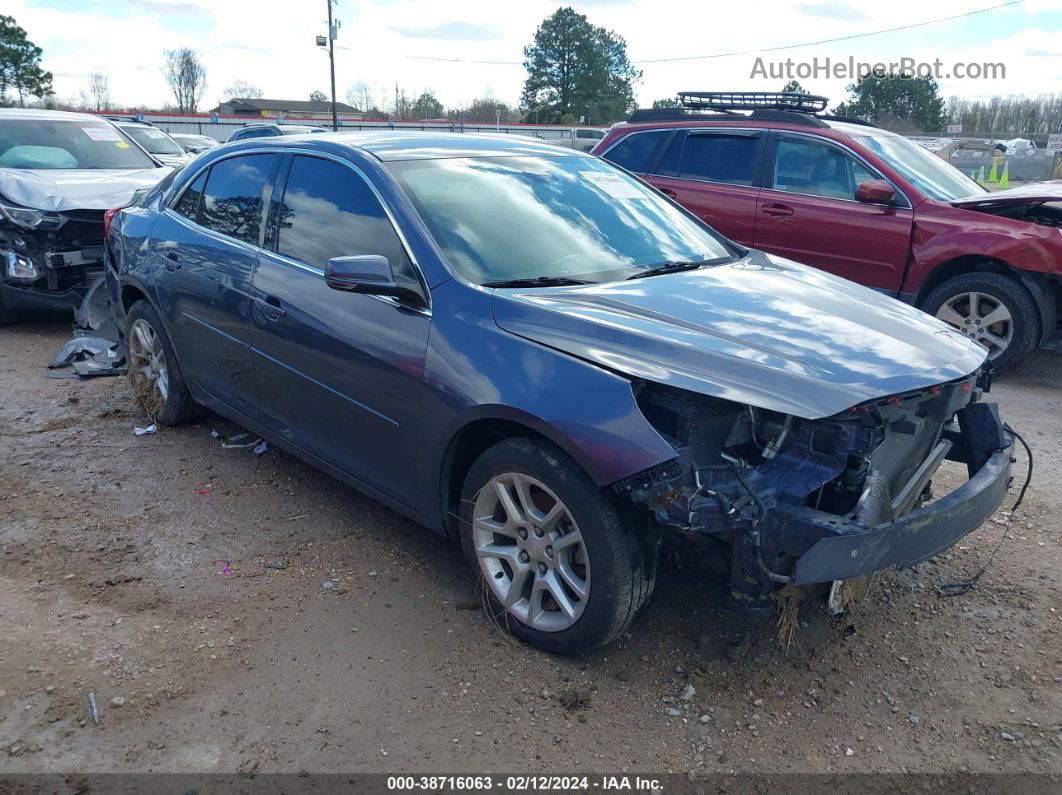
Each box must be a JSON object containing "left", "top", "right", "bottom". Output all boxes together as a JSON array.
[{"left": 0, "top": 202, "right": 63, "bottom": 231}]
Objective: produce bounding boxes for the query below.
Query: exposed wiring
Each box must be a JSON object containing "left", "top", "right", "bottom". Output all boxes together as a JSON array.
[
  {"left": 726, "top": 461, "right": 793, "bottom": 584},
  {"left": 937, "top": 424, "right": 1033, "bottom": 597}
]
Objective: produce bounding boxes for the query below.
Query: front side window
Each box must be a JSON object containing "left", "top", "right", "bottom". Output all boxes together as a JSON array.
[
  {"left": 198, "top": 154, "right": 280, "bottom": 245},
  {"left": 772, "top": 136, "right": 882, "bottom": 200},
  {"left": 173, "top": 171, "right": 206, "bottom": 220},
  {"left": 602, "top": 130, "right": 669, "bottom": 173},
  {"left": 851, "top": 130, "right": 983, "bottom": 201},
  {"left": 679, "top": 133, "right": 761, "bottom": 186},
  {"left": 275, "top": 155, "right": 418, "bottom": 289},
  {"left": 0, "top": 118, "right": 157, "bottom": 169},
  {"left": 387, "top": 155, "right": 735, "bottom": 286}
]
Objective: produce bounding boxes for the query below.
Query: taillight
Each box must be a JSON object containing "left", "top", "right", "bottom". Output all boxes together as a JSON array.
[{"left": 103, "top": 207, "right": 120, "bottom": 240}]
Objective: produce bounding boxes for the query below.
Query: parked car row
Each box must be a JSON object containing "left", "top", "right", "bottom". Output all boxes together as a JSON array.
[{"left": 100, "top": 125, "right": 1013, "bottom": 654}]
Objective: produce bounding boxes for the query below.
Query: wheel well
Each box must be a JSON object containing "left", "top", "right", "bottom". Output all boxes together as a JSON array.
[
  {"left": 915, "top": 256, "right": 1017, "bottom": 306},
  {"left": 121, "top": 284, "right": 149, "bottom": 312},
  {"left": 440, "top": 419, "right": 552, "bottom": 539}
]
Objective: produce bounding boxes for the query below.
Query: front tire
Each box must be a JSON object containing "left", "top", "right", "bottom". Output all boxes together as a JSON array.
[
  {"left": 921, "top": 272, "right": 1039, "bottom": 373},
  {"left": 125, "top": 300, "right": 202, "bottom": 425},
  {"left": 459, "top": 438, "right": 653, "bottom": 655}
]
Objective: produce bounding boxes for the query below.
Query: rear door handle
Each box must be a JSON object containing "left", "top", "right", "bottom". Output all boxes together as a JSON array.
[
  {"left": 762, "top": 203, "right": 795, "bottom": 217},
  {"left": 254, "top": 295, "right": 286, "bottom": 320},
  {"left": 660, "top": 188, "right": 677, "bottom": 199},
  {"left": 164, "top": 252, "right": 181, "bottom": 270}
]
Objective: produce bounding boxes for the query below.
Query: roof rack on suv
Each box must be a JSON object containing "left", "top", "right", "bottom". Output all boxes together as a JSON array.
[
  {"left": 678, "top": 91, "right": 829, "bottom": 114},
  {"left": 102, "top": 115, "right": 155, "bottom": 126}
]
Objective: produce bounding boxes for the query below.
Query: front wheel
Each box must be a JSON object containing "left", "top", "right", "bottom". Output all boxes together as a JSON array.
[
  {"left": 921, "top": 272, "right": 1040, "bottom": 373},
  {"left": 459, "top": 438, "right": 653, "bottom": 655},
  {"left": 125, "top": 300, "right": 202, "bottom": 425}
]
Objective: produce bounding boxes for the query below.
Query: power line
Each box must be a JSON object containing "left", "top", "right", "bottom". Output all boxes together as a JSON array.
[
  {"left": 405, "top": 0, "right": 1024, "bottom": 67},
  {"left": 635, "top": 0, "right": 1025, "bottom": 63}
]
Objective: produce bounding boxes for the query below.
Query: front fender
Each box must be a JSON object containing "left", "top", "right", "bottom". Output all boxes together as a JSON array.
[{"left": 422, "top": 281, "right": 677, "bottom": 497}]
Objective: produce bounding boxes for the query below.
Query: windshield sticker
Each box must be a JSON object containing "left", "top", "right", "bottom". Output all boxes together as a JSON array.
[
  {"left": 584, "top": 172, "right": 644, "bottom": 199},
  {"left": 81, "top": 126, "right": 122, "bottom": 142},
  {"left": 143, "top": 129, "right": 168, "bottom": 139},
  {"left": 116, "top": 142, "right": 130, "bottom": 148}
]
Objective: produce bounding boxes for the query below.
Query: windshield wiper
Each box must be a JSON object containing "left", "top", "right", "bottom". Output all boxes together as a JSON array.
[
  {"left": 482, "top": 276, "right": 591, "bottom": 288},
  {"left": 626, "top": 260, "right": 715, "bottom": 280}
]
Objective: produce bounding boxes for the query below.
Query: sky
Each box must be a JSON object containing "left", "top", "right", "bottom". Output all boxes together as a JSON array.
[{"left": 8, "top": 0, "right": 1062, "bottom": 114}]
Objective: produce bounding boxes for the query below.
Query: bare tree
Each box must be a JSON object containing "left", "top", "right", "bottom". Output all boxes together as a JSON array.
[
  {"left": 223, "top": 79, "right": 262, "bottom": 100},
  {"left": 162, "top": 48, "right": 207, "bottom": 114},
  {"left": 85, "top": 72, "right": 110, "bottom": 111},
  {"left": 345, "top": 80, "right": 373, "bottom": 112}
]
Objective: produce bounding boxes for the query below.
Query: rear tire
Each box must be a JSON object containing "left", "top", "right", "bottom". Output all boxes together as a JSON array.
[
  {"left": 125, "top": 300, "right": 202, "bottom": 425},
  {"left": 921, "top": 272, "right": 1039, "bottom": 373},
  {"left": 459, "top": 437, "right": 653, "bottom": 655}
]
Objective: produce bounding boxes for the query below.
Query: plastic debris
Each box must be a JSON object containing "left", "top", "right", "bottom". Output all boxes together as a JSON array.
[
  {"left": 48, "top": 279, "right": 126, "bottom": 378},
  {"left": 253, "top": 440, "right": 269, "bottom": 455},
  {"left": 212, "top": 559, "right": 232, "bottom": 575},
  {"left": 133, "top": 424, "right": 157, "bottom": 436},
  {"left": 88, "top": 692, "right": 99, "bottom": 724}
]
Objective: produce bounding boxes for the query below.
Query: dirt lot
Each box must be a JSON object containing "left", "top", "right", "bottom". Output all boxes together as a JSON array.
[{"left": 1, "top": 318, "right": 1060, "bottom": 777}]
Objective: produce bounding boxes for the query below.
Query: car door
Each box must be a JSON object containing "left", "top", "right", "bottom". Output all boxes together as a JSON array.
[
  {"left": 753, "top": 132, "right": 913, "bottom": 290},
  {"left": 150, "top": 152, "right": 282, "bottom": 418},
  {"left": 643, "top": 129, "right": 764, "bottom": 246},
  {"left": 250, "top": 152, "right": 432, "bottom": 505}
]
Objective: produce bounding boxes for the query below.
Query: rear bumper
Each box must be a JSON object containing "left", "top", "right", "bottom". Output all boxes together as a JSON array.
[{"left": 787, "top": 433, "right": 1012, "bottom": 585}]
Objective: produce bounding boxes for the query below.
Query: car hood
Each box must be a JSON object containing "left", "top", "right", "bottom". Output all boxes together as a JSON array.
[
  {"left": 491, "top": 250, "right": 987, "bottom": 419},
  {"left": 0, "top": 167, "right": 171, "bottom": 211},
  {"left": 951, "top": 180, "right": 1062, "bottom": 208}
]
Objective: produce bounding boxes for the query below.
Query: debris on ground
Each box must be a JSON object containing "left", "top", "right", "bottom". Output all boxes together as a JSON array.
[
  {"left": 47, "top": 279, "right": 126, "bottom": 378},
  {"left": 87, "top": 692, "right": 99, "bottom": 725},
  {"left": 133, "top": 424, "right": 157, "bottom": 436}
]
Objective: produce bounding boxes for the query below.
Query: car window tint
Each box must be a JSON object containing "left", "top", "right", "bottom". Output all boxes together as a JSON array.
[
  {"left": 602, "top": 131, "right": 669, "bottom": 173},
  {"left": 773, "top": 137, "right": 879, "bottom": 200},
  {"left": 679, "top": 133, "right": 760, "bottom": 186},
  {"left": 276, "top": 155, "right": 417, "bottom": 288},
  {"left": 172, "top": 170, "right": 206, "bottom": 220},
  {"left": 199, "top": 154, "right": 280, "bottom": 245},
  {"left": 654, "top": 132, "right": 683, "bottom": 176}
]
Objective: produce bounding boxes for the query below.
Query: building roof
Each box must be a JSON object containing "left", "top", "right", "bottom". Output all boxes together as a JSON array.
[{"left": 221, "top": 98, "right": 359, "bottom": 114}]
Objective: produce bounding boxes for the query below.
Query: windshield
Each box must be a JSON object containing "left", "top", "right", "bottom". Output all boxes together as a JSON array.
[
  {"left": 123, "top": 126, "right": 185, "bottom": 156},
  {"left": 853, "top": 131, "right": 984, "bottom": 201},
  {"left": 387, "top": 155, "right": 734, "bottom": 285},
  {"left": 0, "top": 118, "right": 157, "bottom": 169}
]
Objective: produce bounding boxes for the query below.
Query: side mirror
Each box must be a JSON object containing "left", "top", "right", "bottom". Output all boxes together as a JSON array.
[
  {"left": 855, "top": 179, "right": 895, "bottom": 204},
  {"left": 324, "top": 255, "right": 423, "bottom": 306}
]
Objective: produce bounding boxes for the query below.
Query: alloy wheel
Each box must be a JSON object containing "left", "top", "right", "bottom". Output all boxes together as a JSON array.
[
  {"left": 934, "top": 291, "right": 1013, "bottom": 359},
  {"left": 128, "top": 318, "right": 170, "bottom": 405},
  {"left": 472, "top": 472, "right": 590, "bottom": 632}
]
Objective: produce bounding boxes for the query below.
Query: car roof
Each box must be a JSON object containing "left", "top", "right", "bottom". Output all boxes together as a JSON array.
[
  {"left": 606, "top": 114, "right": 894, "bottom": 144},
  {"left": 0, "top": 108, "right": 117, "bottom": 123},
  {"left": 285, "top": 131, "right": 589, "bottom": 161}
]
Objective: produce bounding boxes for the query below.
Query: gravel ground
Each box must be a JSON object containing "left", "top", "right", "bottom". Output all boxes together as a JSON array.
[{"left": 1, "top": 318, "right": 1060, "bottom": 776}]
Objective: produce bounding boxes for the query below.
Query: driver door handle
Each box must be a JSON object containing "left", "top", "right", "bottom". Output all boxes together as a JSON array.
[{"left": 762, "top": 202, "right": 795, "bottom": 217}]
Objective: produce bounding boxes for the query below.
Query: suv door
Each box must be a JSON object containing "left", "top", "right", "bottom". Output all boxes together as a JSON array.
[
  {"left": 643, "top": 129, "right": 764, "bottom": 246},
  {"left": 151, "top": 152, "right": 281, "bottom": 418},
  {"left": 753, "top": 132, "right": 913, "bottom": 290},
  {"left": 250, "top": 153, "right": 431, "bottom": 506}
]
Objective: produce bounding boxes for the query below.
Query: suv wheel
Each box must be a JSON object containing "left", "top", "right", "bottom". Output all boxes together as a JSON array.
[
  {"left": 459, "top": 438, "right": 654, "bottom": 655},
  {"left": 125, "top": 300, "right": 202, "bottom": 425},
  {"left": 921, "top": 272, "right": 1039, "bottom": 373}
]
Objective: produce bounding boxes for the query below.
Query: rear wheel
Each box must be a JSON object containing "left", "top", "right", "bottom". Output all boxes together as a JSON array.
[
  {"left": 459, "top": 437, "right": 653, "bottom": 655},
  {"left": 125, "top": 300, "right": 202, "bottom": 425},
  {"left": 921, "top": 272, "right": 1039, "bottom": 373}
]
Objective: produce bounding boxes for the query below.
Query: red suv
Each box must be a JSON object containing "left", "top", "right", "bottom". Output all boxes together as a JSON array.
[{"left": 593, "top": 92, "right": 1062, "bottom": 371}]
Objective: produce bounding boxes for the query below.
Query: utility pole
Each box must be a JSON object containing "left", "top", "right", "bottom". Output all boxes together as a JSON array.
[{"left": 326, "top": 0, "right": 338, "bottom": 131}]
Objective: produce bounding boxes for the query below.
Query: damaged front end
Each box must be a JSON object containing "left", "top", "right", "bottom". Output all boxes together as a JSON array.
[
  {"left": 615, "top": 370, "right": 1012, "bottom": 608},
  {"left": 0, "top": 202, "right": 105, "bottom": 314}
]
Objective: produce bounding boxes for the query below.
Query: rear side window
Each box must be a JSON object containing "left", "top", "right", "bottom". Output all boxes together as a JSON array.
[
  {"left": 601, "top": 131, "right": 669, "bottom": 173},
  {"left": 275, "top": 155, "right": 419, "bottom": 289},
  {"left": 679, "top": 133, "right": 761, "bottom": 186},
  {"left": 198, "top": 154, "right": 280, "bottom": 245},
  {"left": 172, "top": 171, "right": 206, "bottom": 220}
]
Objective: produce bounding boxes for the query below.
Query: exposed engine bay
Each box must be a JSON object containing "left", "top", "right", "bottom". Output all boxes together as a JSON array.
[
  {"left": 616, "top": 369, "right": 1012, "bottom": 608},
  {"left": 964, "top": 199, "right": 1062, "bottom": 229},
  {"left": 1, "top": 205, "right": 106, "bottom": 311}
]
